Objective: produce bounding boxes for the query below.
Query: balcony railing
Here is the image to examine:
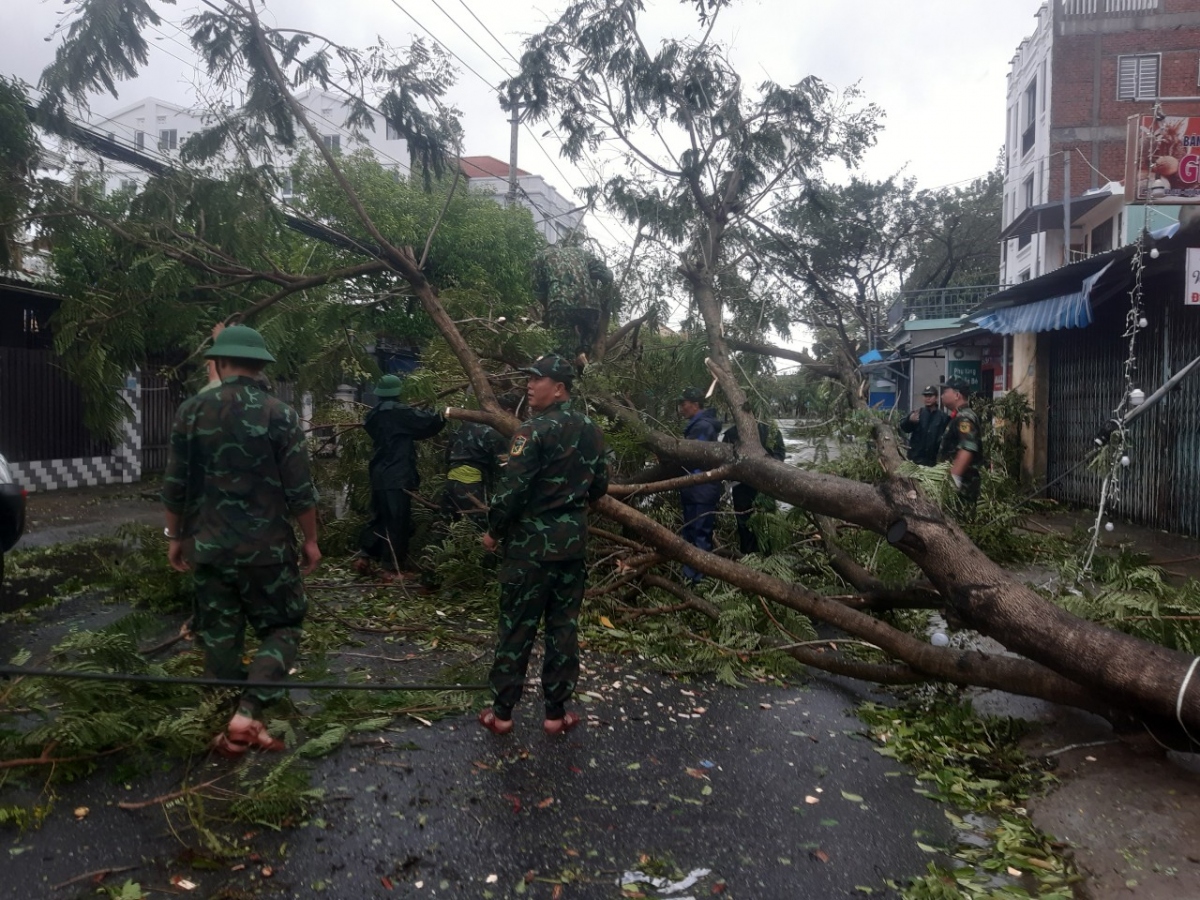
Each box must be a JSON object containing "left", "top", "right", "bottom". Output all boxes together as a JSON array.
[
  {"left": 1062, "top": 0, "right": 1159, "bottom": 17},
  {"left": 887, "top": 285, "right": 1003, "bottom": 328}
]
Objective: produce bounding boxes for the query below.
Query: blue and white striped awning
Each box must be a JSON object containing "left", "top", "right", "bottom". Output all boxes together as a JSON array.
[{"left": 971, "top": 262, "right": 1112, "bottom": 335}]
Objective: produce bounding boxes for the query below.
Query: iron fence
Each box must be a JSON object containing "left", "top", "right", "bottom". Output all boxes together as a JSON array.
[
  {"left": 888, "top": 285, "right": 1001, "bottom": 328},
  {"left": 0, "top": 348, "right": 110, "bottom": 463}
]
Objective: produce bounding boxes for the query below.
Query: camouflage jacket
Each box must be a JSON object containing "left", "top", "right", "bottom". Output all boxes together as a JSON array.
[
  {"left": 446, "top": 421, "right": 508, "bottom": 486},
  {"left": 162, "top": 375, "right": 318, "bottom": 567},
  {"left": 487, "top": 401, "right": 609, "bottom": 561},
  {"left": 533, "top": 244, "right": 614, "bottom": 313},
  {"left": 365, "top": 401, "right": 445, "bottom": 490},
  {"left": 938, "top": 407, "right": 983, "bottom": 466}
]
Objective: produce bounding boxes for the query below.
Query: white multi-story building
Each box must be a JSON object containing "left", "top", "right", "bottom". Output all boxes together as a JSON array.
[
  {"left": 83, "top": 88, "right": 412, "bottom": 194},
  {"left": 78, "top": 97, "right": 580, "bottom": 243},
  {"left": 458, "top": 155, "right": 583, "bottom": 243},
  {"left": 998, "top": 0, "right": 1196, "bottom": 287}
]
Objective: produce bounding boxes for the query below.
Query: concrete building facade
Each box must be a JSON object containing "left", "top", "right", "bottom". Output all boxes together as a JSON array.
[{"left": 1001, "top": 0, "right": 1200, "bottom": 285}]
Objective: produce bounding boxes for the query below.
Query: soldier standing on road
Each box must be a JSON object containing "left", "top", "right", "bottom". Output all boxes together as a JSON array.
[
  {"left": 900, "top": 385, "right": 951, "bottom": 467},
  {"left": 478, "top": 355, "right": 609, "bottom": 737},
  {"left": 938, "top": 378, "right": 984, "bottom": 510},
  {"left": 162, "top": 325, "right": 320, "bottom": 758},
  {"left": 440, "top": 391, "right": 521, "bottom": 526},
  {"left": 354, "top": 375, "right": 445, "bottom": 580},
  {"left": 677, "top": 387, "right": 723, "bottom": 582}
]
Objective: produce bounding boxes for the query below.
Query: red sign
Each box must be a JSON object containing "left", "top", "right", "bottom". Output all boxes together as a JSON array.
[{"left": 1125, "top": 116, "right": 1200, "bottom": 204}]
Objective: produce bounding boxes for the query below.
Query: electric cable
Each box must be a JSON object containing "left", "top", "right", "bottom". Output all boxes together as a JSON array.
[{"left": 0, "top": 664, "right": 493, "bottom": 693}]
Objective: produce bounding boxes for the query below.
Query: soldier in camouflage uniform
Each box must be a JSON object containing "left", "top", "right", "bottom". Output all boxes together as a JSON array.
[
  {"left": 938, "top": 378, "right": 984, "bottom": 512},
  {"left": 440, "top": 392, "right": 521, "bottom": 526},
  {"left": 479, "top": 355, "right": 609, "bottom": 736},
  {"left": 162, "top": 325, "right": 320, "bottom": 758},
  {"left": 532, "top": 234, "right": 615, "bottom": 363}
]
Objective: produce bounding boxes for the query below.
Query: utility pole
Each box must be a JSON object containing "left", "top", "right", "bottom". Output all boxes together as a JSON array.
[
  {"left": 1062, "top": 151, "right": 1071, "bottom": 266},
  {"left": 504, "top": 89, "right": 527, "bottom": 207}
]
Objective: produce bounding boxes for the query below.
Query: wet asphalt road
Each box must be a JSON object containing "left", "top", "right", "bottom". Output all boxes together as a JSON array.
[{"left": 3, "top": 659, "right": 952, "bottom": 899}]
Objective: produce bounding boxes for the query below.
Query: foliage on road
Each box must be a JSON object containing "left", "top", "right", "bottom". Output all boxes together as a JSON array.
[{"left": 860, "top": 696, "right": 1080, "bottom": 899}]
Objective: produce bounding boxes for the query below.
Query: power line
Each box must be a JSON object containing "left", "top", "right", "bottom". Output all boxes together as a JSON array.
[
  {"left": 385, "top": 0, "right": 500, "bottom": 96},
  {"left": 443, "top": 0, "right": 633, "bottom": 246},
  {"left": 454, "top": 0, "right": 520, "bottom": 66},
  {"left": 427, "top": 0, "right": 512, "bottom": 80},
  {"left": 0, "top": 664, "right": 491, "bottom": 692},
  {"left": 380, "top": 0, "right": 629, "bottom": 247}
]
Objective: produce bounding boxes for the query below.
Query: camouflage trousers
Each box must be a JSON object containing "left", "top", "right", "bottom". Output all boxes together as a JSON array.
[
  {"left": 547, "top": 307, "right": 601, "bottom": 359},
  {"left": 440, "top": 480, "right": 489, "bottom": 527},
  {"left": 192, "top": 562, "right": 306, "bottom": 719},
  {"left": 952, "top": 469, "right": 982, "bottom": 517},
  {"left": 488, "top": 557, "right": 587, "bottom": 720}
]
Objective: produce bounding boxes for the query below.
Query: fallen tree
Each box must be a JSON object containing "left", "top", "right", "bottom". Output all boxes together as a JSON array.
[{"left": 32, "top": 0, "right": 1200, "bottom": 745}]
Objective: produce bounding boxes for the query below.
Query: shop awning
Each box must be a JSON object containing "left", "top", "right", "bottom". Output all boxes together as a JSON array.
[
  {"left": 970, "top": 262, "right": 1111, "bottom": 335},
  {"left": 998, "top": 190, "right": 1115, "bottom": 242}
]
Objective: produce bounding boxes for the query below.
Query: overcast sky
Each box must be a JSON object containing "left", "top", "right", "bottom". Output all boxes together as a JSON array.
[{"left": 4, "top": 1, "right": 1041, "bottom": 195}]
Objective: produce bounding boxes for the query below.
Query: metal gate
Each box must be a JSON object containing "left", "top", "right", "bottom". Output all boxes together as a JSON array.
[
  {"left": 1045, "top": 262, "right": 1200, "bottom": 535},
  {"left": 0, "top": 347, "right": 110, "bottom": 462}
]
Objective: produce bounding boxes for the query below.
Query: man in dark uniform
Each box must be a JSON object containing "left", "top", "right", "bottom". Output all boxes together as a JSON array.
[
  {"left": 440, "top": 392, "right": 521, "bottom": 526},
  {"left": 720, "top": 417, "right": 786, "bottom": 554},
  {"left": 356, "top": 375, "right": 445, "bottom": 579},
  {"left": 900, "top": 385, "right": 951, "bottom": 466},
  {"left": 162, "top": 325, "right": 320, "bottom": 758},
  {"left": 939, "top": 378, "right": 984, "bottom": 510},
  {"left": 677, "top": 386, "right": 722, "bottom": 582},
  {"left": 479, "top": 355, "right": 609, "bottom": 736}
]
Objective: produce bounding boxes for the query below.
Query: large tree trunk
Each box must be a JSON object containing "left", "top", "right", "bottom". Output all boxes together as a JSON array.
[{"left": 615, "top": 437, "right": 1200, "bottom": 736}]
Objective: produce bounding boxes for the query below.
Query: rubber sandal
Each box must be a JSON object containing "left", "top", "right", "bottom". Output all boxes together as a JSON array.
[
  {"left": 210, "top": 731, "right": 251, "bottom": 759},
  {"left": 478, "top": 708, "right": 514, "bottom": 735},
  {"left": 215, "top": 716, "right": 286, "bottom": 755},
  {"left": 542, "top": 711, "right": 581, "bottom": 736}
]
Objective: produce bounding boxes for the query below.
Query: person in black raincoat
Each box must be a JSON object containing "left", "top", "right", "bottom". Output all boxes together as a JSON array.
[{"left": 355, "top": 375, "right": 445, "bottom": 578}]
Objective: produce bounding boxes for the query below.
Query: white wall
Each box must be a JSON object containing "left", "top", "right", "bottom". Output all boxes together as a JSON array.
[
  {"left": 81, "top": 90, "right": 411, "bottom": 195},
  {"left": 1001, "top": 3, "right": 1053, "bottom": 286},
  {"left": 464, "top": 173, "right": 583, "bottom": 243}
]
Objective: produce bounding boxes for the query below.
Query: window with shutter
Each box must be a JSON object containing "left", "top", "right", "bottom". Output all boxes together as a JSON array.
[{"left": 1117, "top": 55, "right": 1160, "bottom": 100}]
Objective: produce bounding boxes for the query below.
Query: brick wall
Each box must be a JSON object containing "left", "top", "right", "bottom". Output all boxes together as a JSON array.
[{"left": 1049, "top": 7, "right": 1200, "bottom": 198}]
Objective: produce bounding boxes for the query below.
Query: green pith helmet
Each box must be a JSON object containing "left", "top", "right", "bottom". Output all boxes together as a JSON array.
[
  {"left": 374, "top": 374, "right": 403, "bottom": 397},
  {"left": 204, "top": 325, "right": 276, "bottom": 363}
]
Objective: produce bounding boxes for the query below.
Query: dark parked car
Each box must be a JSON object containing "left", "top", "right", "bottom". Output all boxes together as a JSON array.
[{"left": 0, "top": 453, "right": 26, "bottom": 592}]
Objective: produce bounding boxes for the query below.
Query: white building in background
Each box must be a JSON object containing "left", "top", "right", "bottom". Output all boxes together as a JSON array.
[
  {"left": 458, "top": 155, "right": 583, "bottom": 243},
  {"left": 77, "top": 98, "right": 580, "bottom": 243},
  {"left": 82, "top": 89, "right": 412, "bottom": 194}
]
